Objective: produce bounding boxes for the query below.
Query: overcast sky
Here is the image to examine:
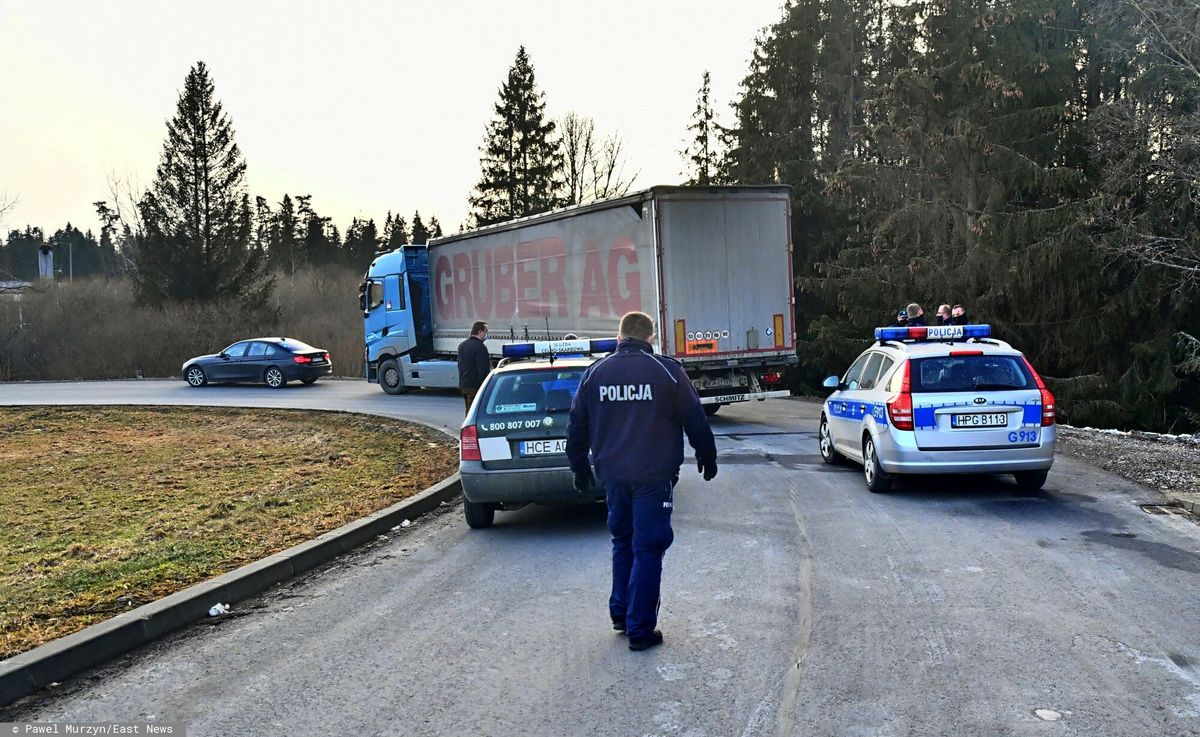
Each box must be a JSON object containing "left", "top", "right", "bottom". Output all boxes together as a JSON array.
[{"left": 0, "top": 0, "right": 783, "bottom": 238}]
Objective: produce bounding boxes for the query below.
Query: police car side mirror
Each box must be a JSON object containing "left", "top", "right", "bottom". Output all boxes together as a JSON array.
[{"left": 822, "top": 376, "right": 840, "bottom": 390}]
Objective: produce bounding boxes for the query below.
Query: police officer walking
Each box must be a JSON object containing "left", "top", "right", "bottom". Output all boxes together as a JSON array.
[
  {"left": 456, "top": 321, "right": 491, "bottom": 412},
  {"left": 566, "top": 311, "right": 718, "bottom": 651}
]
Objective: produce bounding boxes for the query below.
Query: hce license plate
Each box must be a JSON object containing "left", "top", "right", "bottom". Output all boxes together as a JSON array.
[{"left": 519, "top": 439, "right": 568, "bottom": 457}]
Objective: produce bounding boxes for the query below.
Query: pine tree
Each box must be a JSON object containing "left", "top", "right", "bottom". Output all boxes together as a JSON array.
[
  {"left": 270, "top": 194, "right": 300, "bottom": 273},
  {"left": 343, "top": 217, "right": 381, "bottom": 270},
  {"left": 682, "top": 71, "right": 720, "bottom": 185},
  {"left": 134, "top": 61, "right": 270, "bottom": 304},
  {"left": 428, "top": 215, "right": 443, "bottom": 239},
  {"left": 411, "top": 211, "right": 429, "bottom": 244},
  {"left": 387, "top": 213, "right": 409, "bottom": 249},
  {"left": 468, "top": 46, "right": 564, "bottom": 226}
]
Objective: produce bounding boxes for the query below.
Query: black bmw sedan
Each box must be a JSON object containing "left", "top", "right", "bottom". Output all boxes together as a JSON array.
[{"left": 182, "top": 338, "right": 333, "bottom": 388}]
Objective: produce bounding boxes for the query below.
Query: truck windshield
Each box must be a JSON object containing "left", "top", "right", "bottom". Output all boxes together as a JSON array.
[
  {"left": 910, "top": 355, "right": 1034, "bottom": 393},
  {"left": 478, "top": 368, "right": 586, "bottom": 419}
]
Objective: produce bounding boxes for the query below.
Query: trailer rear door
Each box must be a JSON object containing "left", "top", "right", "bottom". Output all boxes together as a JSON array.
[{"left": 656, "top": 190, "right": 793, "bottom": 359}]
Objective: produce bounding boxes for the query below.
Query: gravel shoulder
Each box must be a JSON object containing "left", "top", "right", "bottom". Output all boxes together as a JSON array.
[{"left": 1057, "top": 424, "right": 1200, "bottom": 510}]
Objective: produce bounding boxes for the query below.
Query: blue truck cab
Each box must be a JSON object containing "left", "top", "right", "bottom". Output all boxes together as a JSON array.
[{"left": 360, "top": 246, "right": 459, "bottom": 394}]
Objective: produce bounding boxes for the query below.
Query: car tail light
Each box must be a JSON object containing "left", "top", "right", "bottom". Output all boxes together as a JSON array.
[
  {"left": 294, "top": 355, "right": 313, "bottom": 364},
  {"left": 887, "top": 360, "right": 914, "bottom": 430},
  {"left": 762, "top": 372, "right": 782, "bottom": 385},
  {"left": 1021, "top": 356, "right": 1056, "bottom": 426},
  {"left": 460, "top": 425, "right": 481, "bottom": 461}
]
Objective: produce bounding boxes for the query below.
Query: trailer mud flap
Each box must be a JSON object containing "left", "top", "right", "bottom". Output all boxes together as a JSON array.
[{"left": 699, "top": 390, "right": 791, "bottom": 405}]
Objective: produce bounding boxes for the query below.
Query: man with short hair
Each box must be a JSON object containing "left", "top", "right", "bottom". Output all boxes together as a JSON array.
[
  {"left": 950, "top": 304, "right": 968, "bottom": 325},
  {"left": 936, "top": 304, "right": 952, "bottom": 325},
  {"left": 566, "top": 311, "right": 717, "bottom": 652},
  {"left": 457, "top": 321, "right": 491, "bottom": 412},
  {"left": 906, "top": 303, "right": 927, "bottom": 327}
]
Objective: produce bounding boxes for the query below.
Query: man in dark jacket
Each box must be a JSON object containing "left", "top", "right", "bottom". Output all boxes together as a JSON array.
[
  {"left": 457, "top": 321, "right": 491, "bottom": 412},
  {"left": 566, "top": 311, "right": 717, "bottom": 651}
]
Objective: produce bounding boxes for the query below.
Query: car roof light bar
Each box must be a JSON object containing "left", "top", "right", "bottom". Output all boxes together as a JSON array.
[
  {"left": 873, "top": 324, "right": 992, "bottom": 342},
  {"left": 501, "top": 338, "right": 619, "bottom": 359}
]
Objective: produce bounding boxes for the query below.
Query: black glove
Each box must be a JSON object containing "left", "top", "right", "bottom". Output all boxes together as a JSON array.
[
  {"left": 697, "top": 458, "right": 718, "bottom": 481},
  {"left": 573, "top": 469, "right": 596, "bottom": 495}
]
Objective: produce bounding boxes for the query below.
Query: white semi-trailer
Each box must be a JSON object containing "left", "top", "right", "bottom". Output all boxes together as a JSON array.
[{"left": 361, "top": 185, "right": 797, "bottom": 411}]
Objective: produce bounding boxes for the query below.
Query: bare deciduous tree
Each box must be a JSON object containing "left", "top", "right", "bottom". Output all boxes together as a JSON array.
[
  {"left": 0, "top": 192, "right": 17, "bottom": 229},
  {"left": 562, "top": 112, "right": 597, "bottom": 206},
  {"left": 560, "top": 112, "right": 639, "bottom": 206}
]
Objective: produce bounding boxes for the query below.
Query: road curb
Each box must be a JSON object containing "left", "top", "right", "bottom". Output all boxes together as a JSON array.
[
  {"left": 1165, "top": 491, "right": 1199, "bottom": 514},
  {"left": 0, "top": 473, "right": 462, "bottom": 708}
]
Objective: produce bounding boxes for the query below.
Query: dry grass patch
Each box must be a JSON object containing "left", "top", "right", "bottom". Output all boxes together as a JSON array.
[{"left": 0, "top": 406, "right": 457, "bottom": 658}]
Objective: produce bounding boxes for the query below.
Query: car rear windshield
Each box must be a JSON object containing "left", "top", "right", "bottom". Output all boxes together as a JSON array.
[
  {"left": 478, "top": 368, "right": 586, "bottom": 419},
  {"left": 910, "top": 355, "right": 1034, "bottom": 393},
  {"left": 278, "top": 340, "right": 319, "bottom": 353}
]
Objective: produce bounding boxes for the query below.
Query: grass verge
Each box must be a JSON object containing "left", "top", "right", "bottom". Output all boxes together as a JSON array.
[{"left": 0, "top": 406, "right": 457, "bottom": 659}]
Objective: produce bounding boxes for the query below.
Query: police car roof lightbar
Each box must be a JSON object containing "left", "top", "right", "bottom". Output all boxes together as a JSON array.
[
  {"left": 501, "top": 338, "right": 619, "bottom": 359},
  {"left": 874, "top": 324, "right": 992, "bottom": 342}
]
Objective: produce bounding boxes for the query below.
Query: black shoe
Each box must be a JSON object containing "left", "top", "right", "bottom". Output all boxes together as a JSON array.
[
  {"left": 612, "top": 618, "right": 627, "bottom": 634},
  {"left": 628, "top": 630, "right": 663, "bottom": 651}
]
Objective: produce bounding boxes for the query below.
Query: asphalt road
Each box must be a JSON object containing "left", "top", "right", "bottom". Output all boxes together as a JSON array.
[{"left": 2, "top": 379, "right": 1199, "bottom": 736}]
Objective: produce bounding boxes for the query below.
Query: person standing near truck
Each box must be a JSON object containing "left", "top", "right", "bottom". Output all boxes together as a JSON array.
[
  {"left": 457, "top": 321, "right": 491, "bottom": 412},
  {"left": 566, "top": 311, "right": 718, "bottom": 651}
]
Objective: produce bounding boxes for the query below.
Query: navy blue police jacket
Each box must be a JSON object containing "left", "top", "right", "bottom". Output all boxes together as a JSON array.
[{"left": 566, "top": 338, "right": 717, "bottom": 484}]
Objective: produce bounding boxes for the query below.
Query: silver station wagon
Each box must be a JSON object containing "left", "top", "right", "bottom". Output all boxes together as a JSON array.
[
  {"left": 819, "top": 325, "right": 1056, "bottom": 493},
  {"left": 458, "top": 339, "right": 615, "bottom": 529}
]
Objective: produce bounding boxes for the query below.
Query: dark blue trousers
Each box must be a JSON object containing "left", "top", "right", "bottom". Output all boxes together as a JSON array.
[{"left": 605, "top": 479, "right": 675, "bottom": 641}]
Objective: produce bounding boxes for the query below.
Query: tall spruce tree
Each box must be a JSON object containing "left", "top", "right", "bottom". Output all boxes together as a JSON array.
[
  {"left": 469, "top": 46, "right": 564, "bottom": 226},
  {"left": 682, "top": 71, "right": 720, "bottom": 185},
  {"left": 343, "top": 217, "right": 380, "bottom": 270},
  {"left": 134, "top": 61, "right": 270, "bottom": 304},
  {"left": 386, "top": 212, "right": 409, "bottom": 249},
  {"left": 411, "top": 211, "right": 429, "bottom": 244},
  {"left": 428, "top": 215, "right": 444, "bottom": 239},
  {"left": 269, "top": 194, "right": 301, "bottom": 273}
]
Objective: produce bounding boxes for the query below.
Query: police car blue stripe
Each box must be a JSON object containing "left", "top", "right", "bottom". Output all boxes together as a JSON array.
[
  {"left": 827, "top": 400, "right": 889, "bottom": 425},
  {"left": 910, "top": 399, "right": 1044, "bottom": 430},
  {"left": 830, "top": 398, "right": 1043, "bottom": 430}
]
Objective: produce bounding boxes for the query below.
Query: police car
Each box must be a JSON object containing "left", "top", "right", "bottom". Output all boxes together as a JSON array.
[
  {"left": 818, "top": 325, "right": 1056, "bottom": 493},
  {"left": 458, "top": 338, "right": 613, "bottom": 528}
]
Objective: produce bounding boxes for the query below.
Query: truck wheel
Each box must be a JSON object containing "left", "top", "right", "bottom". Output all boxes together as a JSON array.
[
  {"left": 379, "top": 359, "right": 407, "bottom": 395},
  {"left": 863, "top": 436, "right": 892, "bottom": 493},
  {"left": 819, "top": 416, "right": 843, "bottom": 465},
  {"left": 264, "top": 367, "right": 287, "bottom": 388},
  {"left": 463, "top": 499, "right": 495, "bottom": 529},
  {"left": 704, "top": 404, "right": 721, "bottom": 416},
  {"left": 1013, "top": 470, "right": 1048, "bottom": 492}
]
